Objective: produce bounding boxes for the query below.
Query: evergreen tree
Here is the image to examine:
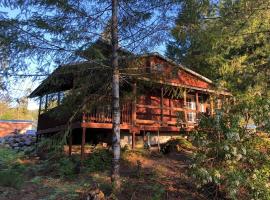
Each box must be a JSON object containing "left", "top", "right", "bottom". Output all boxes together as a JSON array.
[{"left": 167, "top": 0, "right": 270, "bottom": 131}]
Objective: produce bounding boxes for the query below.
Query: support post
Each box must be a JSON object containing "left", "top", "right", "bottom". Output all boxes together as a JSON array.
[
  {"left": 210, "top": 96, "right": 214, "bottom": 116},
  {"left": 157, "top": 129, "right": 160, "bottom": 152},
  {"left": 68, "top": 131, "right": 72, "bottom": 157},
  {"left": 160, "top": 87, "right": 164, "bottom": 124},
  {"left": 81, "top": 127, "right": 86, "bottom": 160},
  {"left": 132, "top": 82, "right": 137, "bottom": 126},
  {"left": 196, "top": 92, "right": 199, "bottom": 122},
  {"left": 196, "top": 92, "right": 200, "bottom": 112},
  {"left": 45, "top": 94, "right": 48, "bottom": 112},
  {"left": 38, "top": 96, "right": 42, "bottom": 116},
  {"left": 183, "top": 89, "right": 187, "bottom": 123},
  {"left": 132, "top": 132, "right": 136, "bottom": 149}
]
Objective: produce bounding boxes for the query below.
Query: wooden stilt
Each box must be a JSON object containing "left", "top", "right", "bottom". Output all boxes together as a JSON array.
[
  {"left": 157, "top": 129, "right": 160, "bottom": 152},
  {"left": 183, "top": 89, "right": 187, "bottom": 123},
  {"left": 160, "top": 87, "right": 164, "bottom": 124},
  {"left": 68, "top": 132, "right": 72, "bottom": 157},
  {"left": 81, "top": 127, "right": 86, "bottom": 160},
  {"left": 45, "top": 94, "right": 48, "bottom": 112},
  {"left": 132, "top": 132, "right": 136, "bottom": 149},
  {"left": 210, "top": 96, "right": 214, "bottom": 116}
]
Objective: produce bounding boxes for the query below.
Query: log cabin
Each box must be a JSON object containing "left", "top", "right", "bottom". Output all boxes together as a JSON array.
[{"left": 29, "top": 39, "right": 231, "bottom": 157}]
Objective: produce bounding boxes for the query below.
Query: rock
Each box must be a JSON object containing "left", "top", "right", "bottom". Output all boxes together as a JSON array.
[{"left": 25, "top": 140, "right": 32, "bottom": 146}]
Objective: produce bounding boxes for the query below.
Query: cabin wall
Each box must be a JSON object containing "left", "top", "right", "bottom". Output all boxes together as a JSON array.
[{"left": 148, "top": 56, "right": 211, "bottom": 89}]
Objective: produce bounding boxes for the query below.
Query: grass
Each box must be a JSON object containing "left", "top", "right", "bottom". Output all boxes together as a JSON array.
[{"left": 0, "top": 147, "right": 26, "bottom": 189}]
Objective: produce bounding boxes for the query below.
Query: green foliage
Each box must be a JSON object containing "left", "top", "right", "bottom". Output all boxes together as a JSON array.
[
  {"left": 0, "top": 147, "right": 24, "bottom": 166},
  {"left": 0, "top": 147, "right": 26, "bottom": 189},
  {"left": 0, "top": 170, "right": 23, "bottom": 189},
  {"left": 83, "top": 148, "right": 112, "bottom": 173},
  {"left": 190, "top": 112, "right": 270, "bottom": 199},
  {"left": 57, "top": 157, "right": 77, "bottom": 178},
  {"left": 0, "top": 100, "right": 38, "bottom": 120},
  {"left": 161, "top": 136, "right": 193, "bottom": 154}
]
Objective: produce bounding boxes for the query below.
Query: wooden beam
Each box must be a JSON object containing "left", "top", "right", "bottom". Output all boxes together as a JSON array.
[
  {"left": 157, "top": 129, "right": 160, "bottom": 152},
  {"left": 196, "top": 92, "right": 200, "bottom": 112},
  {"left": 210, "top": 96, "right": 214, "bottom": 116},
  {"left": 132, "top": 82, "right": 137, "bottom": 126},
  {"left": 160, "top": 87, "right": 164, "bottom": 124},
  {"left": 183, "top": 89, "right": 187, "bottom": 122},
  {"left": 38, "top": 96, "right": 42, "bottom": 116},
  {"left": 45, "top": 94, "right": 48, "bottom": 111},
  {"left": 81, "top": 127, "right": 86, "bottom": 160},
  {"left": 132, "top": 132, "right": 136, "bottom": 149},
  {"left": 68, "top": 131, "right": 72, "bottom": 157}
]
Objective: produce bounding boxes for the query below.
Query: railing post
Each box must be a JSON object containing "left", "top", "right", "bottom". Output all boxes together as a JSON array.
[
  {"left": 196, "top": 92, "right": 200, "bottom": 121},
  {"left": 45, "top": 94, "right": 48, "bottom": 111},
  {"left": 38, "top": 96, "right": 42, "bottom": 116},
  {"left": 81, "top": 127, "right": 86, "bottom": 160},
  {"left": 183, "top": 89, "right": 187, "bottom": 123},
  {"left": 210, "top": 96, "right": 214, "bottom": 116},
  {"left": 132, "top": 82, "right": 137, "bottom": 126},
  {"left": 160, "top": 87, "right": 164, "bottom": 124},
  {"left": 68, "top": 131, "right": 72, "bottom": 157},
  {"left": 81, "top": 113, "right": 86, "bottom": 160}
]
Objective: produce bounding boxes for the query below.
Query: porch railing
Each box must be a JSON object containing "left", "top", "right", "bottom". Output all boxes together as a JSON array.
[{"left": 83, "top": 102, "right": 132, "bottom": 124}]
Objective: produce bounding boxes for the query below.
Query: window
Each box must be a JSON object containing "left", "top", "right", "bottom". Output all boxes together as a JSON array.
[
  {"left": 200, "top": 104, "right": 205, "bottom": 112},
  {"left": 153, "top": 63, "right": 164, "bottom": 72},
  {"left": 186, "top": 95, "right": 197, "bottom": 123},
  {"left": 187, "top": 112, "right": 196, "bottom": 123},
  {"left": 186, "top": 96, "right": 196, "bottom": 110}
]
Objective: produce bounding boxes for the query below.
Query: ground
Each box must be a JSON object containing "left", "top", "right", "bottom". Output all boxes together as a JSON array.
[{"left": 0, "top": 139, "right": 207, "bottom": 200}]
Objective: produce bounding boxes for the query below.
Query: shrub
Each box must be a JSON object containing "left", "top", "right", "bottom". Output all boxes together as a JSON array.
[
  {"left": 160, "top": 137, "right": 193, "bottom": 154},
  {"left": 189, "top": 112, "right": 270, "bottom": 200},
  {"left": 0, "top": 169, "right": 24, "bottom": 189},
  {"left": 58, "top": 157, "right": 77, "bottom": 177},
  {"left": 83, "top": 148, "right": 112, "bottom": 173}
]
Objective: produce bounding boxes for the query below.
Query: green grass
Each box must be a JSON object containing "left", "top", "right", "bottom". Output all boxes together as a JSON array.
[{"left": 0, "top": 147, "right": 26, "bottom": 189}]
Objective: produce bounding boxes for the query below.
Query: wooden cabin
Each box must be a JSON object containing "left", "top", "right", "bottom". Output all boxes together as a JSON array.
[{"left": 30, "top": 40, "right": 231, "bottom": 156}]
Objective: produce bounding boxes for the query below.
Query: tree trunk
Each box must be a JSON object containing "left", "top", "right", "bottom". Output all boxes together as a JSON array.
[{"left": 111, "top": 0, "right": 121, "bottom": 192}]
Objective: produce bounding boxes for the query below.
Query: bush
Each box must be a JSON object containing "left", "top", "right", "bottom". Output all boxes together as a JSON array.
[
  {"left": 189, "top": 112, "right": 270, "bottom": 200},
  {"left": 83, "top": 148, "right": 112, "bottom": 173},
  {"left": 0, "top": 170, "right": 24, "bottom": 189},
  {"left": 161, "top": 137, "right": 193, "bottom": 154},
  {"left": 58, "top": 157, "right": 77, "bottom": 177}
]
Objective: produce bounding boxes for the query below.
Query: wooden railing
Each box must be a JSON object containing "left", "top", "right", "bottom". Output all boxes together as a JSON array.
[{"left": 83, "top": 102, "right": 132, "bottom": 124}]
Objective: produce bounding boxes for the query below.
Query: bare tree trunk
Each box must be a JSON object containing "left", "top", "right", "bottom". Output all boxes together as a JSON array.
[{"left": 111, "top": 0, "right": 121, "bottom": 192}]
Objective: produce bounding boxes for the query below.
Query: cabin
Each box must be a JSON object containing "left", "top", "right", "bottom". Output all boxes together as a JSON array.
[{"left": 29, "top": 39, "right": 231, "bottom": 158}]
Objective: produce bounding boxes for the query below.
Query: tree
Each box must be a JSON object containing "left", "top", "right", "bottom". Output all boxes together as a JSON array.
[
  {"left": 0, "top": 0, "right": 178, "bottom": 190},
  {"left": 167, "top": 0, "right": 270, "bottom": 131},
  {"left": 167, "top": 1, "right": 270, "bottom": 198}
]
